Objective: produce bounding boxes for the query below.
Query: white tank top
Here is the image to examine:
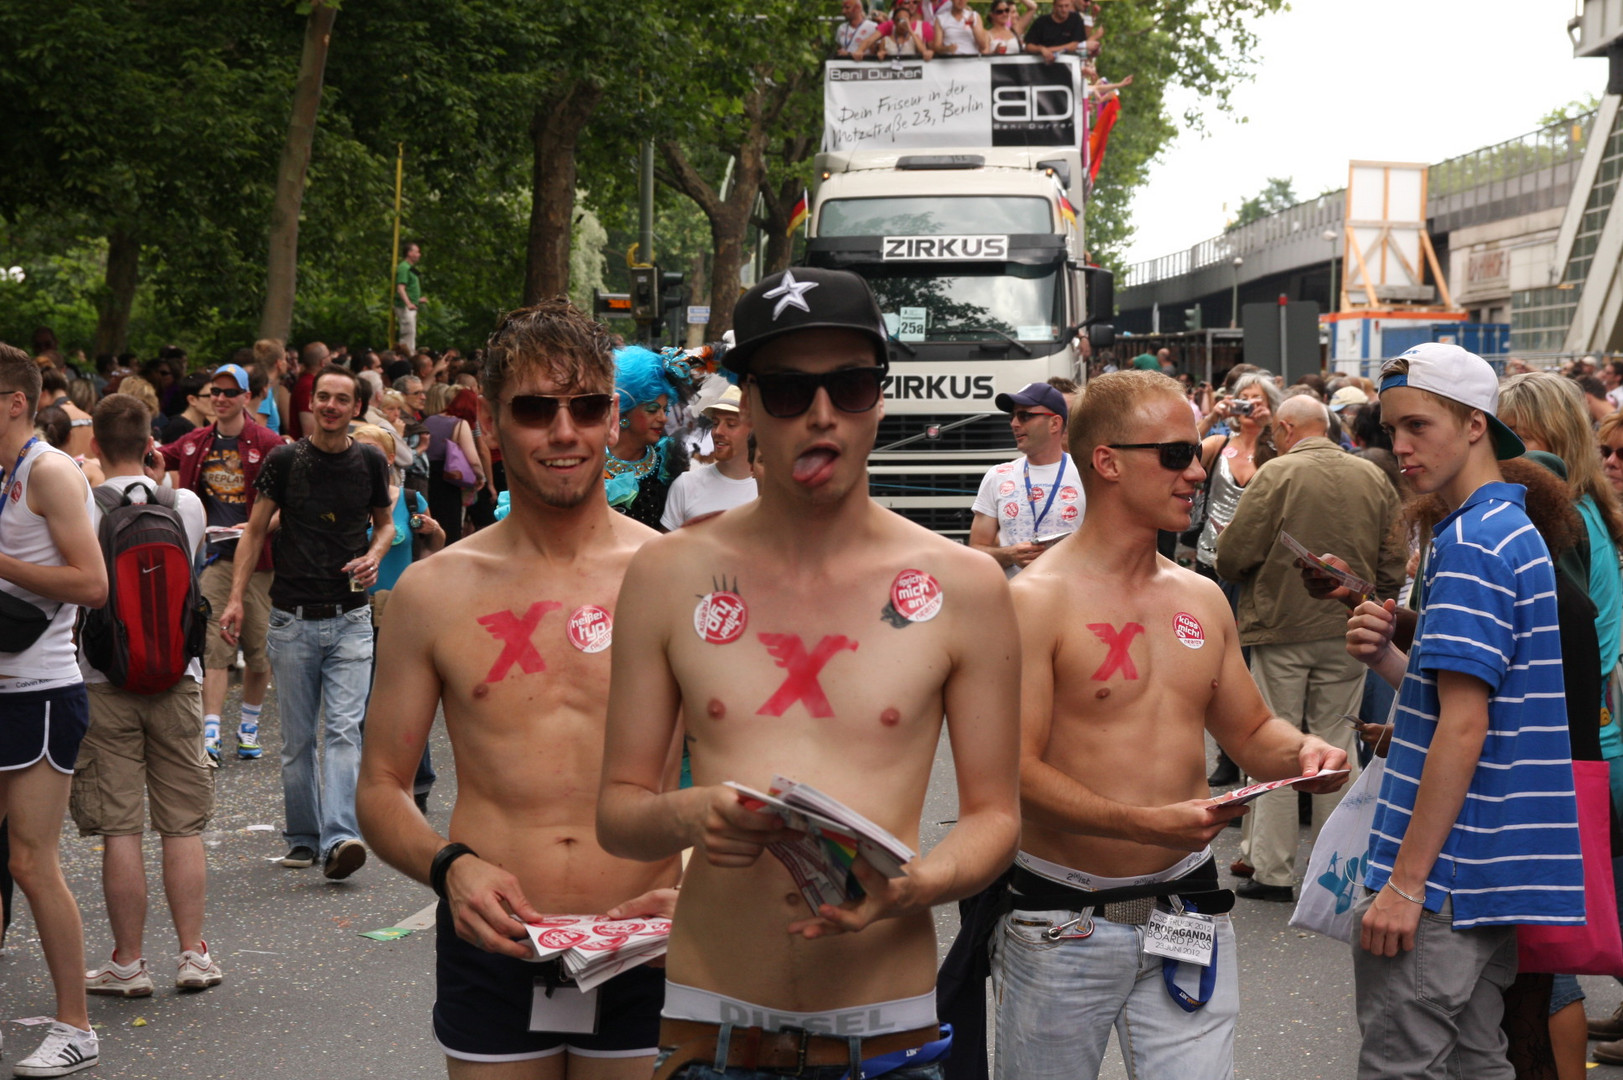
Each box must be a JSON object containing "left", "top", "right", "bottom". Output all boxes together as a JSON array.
[{"left": 0, "top": 441, "right": 94, "bottom": 685}]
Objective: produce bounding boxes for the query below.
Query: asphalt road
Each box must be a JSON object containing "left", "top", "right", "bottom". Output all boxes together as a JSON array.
[{"left": 4, "top": 681, "right": 1622, "bottom": 1079}]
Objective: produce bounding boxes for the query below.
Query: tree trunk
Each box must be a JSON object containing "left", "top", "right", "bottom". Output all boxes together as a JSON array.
[
  {"left": 760, "top": 175, "right": 805, "bottom": 275},
  {"left": 92, "top": 228, "right": 139, "bottom": 357},
  {"left": 524, "top": 81, "right": 604, "bottom": 305},
  {"left": 259, "top": 0, "right": 336, "bottom": 343}
]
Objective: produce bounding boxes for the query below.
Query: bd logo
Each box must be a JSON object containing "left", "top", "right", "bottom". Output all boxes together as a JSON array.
[{"left": 990, "top": 63, "right": 1077, "bottom": 145}]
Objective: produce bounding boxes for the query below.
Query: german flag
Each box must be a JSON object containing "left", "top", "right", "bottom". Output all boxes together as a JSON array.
[
  {"left": 786, "top": 188, "right": 809, "bottom": 236},
  {"left": 1057, "top": 189, "right": 1078, "bottom": 228}
]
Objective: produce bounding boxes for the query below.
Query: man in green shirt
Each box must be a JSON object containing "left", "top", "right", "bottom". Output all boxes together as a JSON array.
[{"left": 394, "top": 242, "right": 424, "bottom": 353}]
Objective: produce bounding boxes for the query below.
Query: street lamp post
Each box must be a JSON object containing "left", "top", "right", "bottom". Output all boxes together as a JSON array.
[
  {"left": 1230, "top": 256, "right": 1244, "bottom": 329},
  {"left": 1323, "top": 228, "right": 1339, "bottom": 314}
]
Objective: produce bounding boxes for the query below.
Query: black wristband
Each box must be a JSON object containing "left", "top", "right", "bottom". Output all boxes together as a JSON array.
[{"left": 430, "top": 842, "right": 477, "bottom": 899}]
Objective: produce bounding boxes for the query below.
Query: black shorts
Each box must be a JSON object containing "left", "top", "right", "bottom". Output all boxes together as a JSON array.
[
  {"left": 0, "top": 683, "right": 89, "bottom": 775},
  {"left": 433, "top": 899, "right": 664, "bottom": 1062}
]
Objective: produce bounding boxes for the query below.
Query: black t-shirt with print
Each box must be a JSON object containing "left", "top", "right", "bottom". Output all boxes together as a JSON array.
[
  {"left": 1025, "top": 11, "right": 1085, "bottom": 47},
  {"left": 200, "top": 433, "right": 250, "bottom": 559},
  {"left": 255, "top": 438, "right": 392, "bottom": 609}
]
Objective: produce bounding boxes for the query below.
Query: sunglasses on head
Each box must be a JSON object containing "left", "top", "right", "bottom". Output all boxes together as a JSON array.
[
  {"left": 751, "top": 366, "right": 888, "bottom": 419},
  {"left": 1106, "top": 441, "right": 1200, "bottom": 470},
  {"left": 209, "top": 386, "right": 246, "bottom": 398},
  {"left": 504, "top": 393, "right": 614, "bottom": 428}
]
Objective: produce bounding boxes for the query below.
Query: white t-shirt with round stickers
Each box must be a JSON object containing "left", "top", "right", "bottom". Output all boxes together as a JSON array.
[{"left": 971, "top": 455, "right": 1086, "bottom": 576}]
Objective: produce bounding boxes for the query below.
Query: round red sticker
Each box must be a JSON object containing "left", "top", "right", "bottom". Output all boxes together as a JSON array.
[
  {"left": 1029, "top": 486, "right": 1045, "bottom": 502},
  {"left": 1059, "top": 486, "right": 1079, "bottom": 503},
  {"left": 1001, "top": 501, "right": 1020, "bottom": 520},
  {"left": 537, "top": 928, "right": 588, "bottom": 950},
  {"left": 590, "top": 920, "right": 646, "bottom": 936},
  {"left": 1222, "top": 445, "right": 1239, "bottom": 459},
  {"left": 567, "top": 605, "right": 613, "bottom": 654},
  {"left": 1173, "top": 612, "right": 1205, "bottom": 649},
  {"left": 1060, "top": 504, "right": 1079, "bottom": 524},
  {"left": 694, "top": 592, "right": 748, "bottom": 644},
  {"left": 998, "top": 479, "right": 1016, "bottom": 497},
  {"left": 576, "top": 934, "right": 629, "bottom": 952},
  {"left": 891, "top": 569, "right": 943, "bottom": 623}
]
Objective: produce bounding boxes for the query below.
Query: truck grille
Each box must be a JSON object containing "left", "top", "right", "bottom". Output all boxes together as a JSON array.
[
  {"left": 874, "top": 413, "right": 1015, "bottom": 454},
  {"left": 882, "top": 503, "right": 975, "bottom": 536},
  {"left": 869, "top": 473, "right": 983, "bottom": 500}
]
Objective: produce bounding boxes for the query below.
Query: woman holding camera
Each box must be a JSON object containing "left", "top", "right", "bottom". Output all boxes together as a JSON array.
[{"left": 1191, "top": 372, "right": 1279, "bottom": 585}]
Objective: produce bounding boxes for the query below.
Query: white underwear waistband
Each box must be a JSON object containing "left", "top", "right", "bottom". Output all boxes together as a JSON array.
[
  {"left": 1014, "top": 847, "right": 1213, "bottom": 892},
  {"left": 661, "top": 981, "right": 937, "bottom": 1037}
]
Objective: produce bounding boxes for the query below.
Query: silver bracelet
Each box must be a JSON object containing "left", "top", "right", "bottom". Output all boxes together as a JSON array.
[{"left": 1385, "top": 880, "right": 1424, "bottom": 905}]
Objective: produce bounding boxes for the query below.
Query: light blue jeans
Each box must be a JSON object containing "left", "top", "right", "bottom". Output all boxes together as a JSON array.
[
  {"left": 990, "top": 908, "right": 1239, "bottom": 1080},
  {"left": 266, "top": 605, "right": 373, "bottom": 855}
]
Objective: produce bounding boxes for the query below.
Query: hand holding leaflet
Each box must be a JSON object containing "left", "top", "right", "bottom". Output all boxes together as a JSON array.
[{"left": 1279, "top": 530, "right": 1375, "bottom": 601}]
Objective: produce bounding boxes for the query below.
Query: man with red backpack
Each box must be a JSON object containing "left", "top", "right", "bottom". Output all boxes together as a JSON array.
[
  {"left": 72, "top": 393, "right": 221, "bottom": 999},
  {"left": 161, "top": 363, "right": 282, "bottom": 762}
]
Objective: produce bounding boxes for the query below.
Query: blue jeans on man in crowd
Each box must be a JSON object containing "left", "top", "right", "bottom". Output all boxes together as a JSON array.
[
  {"left": 266, "top": 605, "right": 373, "bottom": 855},
  {"left": 990, "top": 907, "right": 1239, "bottom": 1080}
]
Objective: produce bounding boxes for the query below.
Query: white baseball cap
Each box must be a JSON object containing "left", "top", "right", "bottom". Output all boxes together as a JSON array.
[
  {"left": 1328, "top": 386, "right": 1368, "bottom": 412},
  {"left": 1378, "top": 342, "right": 1524, "bottom": 460},
  {"left": 703, "top": 383, "right": 743, "bottom": 416}
]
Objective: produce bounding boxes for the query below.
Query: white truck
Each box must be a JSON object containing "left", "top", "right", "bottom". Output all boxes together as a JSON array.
[{"left": 811, "top": 56, "right": 1113, "bottom": 539}]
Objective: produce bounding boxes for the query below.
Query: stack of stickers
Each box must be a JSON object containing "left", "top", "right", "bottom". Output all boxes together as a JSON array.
[
  {"left": 523, "top": 915, "right": 671, "bottom": 991},
  {"left": 726, "top": 775, "right": 916, "bottom": 914}
]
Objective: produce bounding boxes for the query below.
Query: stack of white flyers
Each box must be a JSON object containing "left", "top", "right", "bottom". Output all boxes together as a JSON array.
[
  {"left": 523, "top": 915, "right": 671, "bottom": 992},
  {"left": 725, "top": 775, "right": 916, "bottom": 914}
]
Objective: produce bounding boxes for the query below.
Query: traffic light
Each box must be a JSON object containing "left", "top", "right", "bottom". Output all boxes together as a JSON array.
[
  {"left": 629, "top": 265, "right": 661, "bottom": 323},
  {"left": 660, "top": 271, "right": 686, "bottom": 319},
  {"left": 1185, "top": 305, "right": 1202, "bottom": 331}
]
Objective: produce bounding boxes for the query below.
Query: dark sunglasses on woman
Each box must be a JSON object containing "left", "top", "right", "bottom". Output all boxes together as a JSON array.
[
  {"left": 751, "top": 366, "right": 888, "bottom": 419},
  {"left": 1106, "top": 441, "right": 1201, "bottom": 471},
  {"left": 504, "top": 393, "right": 615, "bottom": 428}
]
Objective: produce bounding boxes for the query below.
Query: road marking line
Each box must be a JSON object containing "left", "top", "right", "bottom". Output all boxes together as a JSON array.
[{"left": 398, "top": 902, "right": 438, "bottom": 932}]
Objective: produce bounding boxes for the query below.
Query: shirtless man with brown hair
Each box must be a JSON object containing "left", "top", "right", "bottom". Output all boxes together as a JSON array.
[
  {"left": 596, "top": 267, "right": 1021, "bottom": 1080},
  {"left": 992, "top": 369, "right": 1347, "bottom": 1080},
  {"left": 357, "top": 300, "right": 681, "bottom": 1080}
]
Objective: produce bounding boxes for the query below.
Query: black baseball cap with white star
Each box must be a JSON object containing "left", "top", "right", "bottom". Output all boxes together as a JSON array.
[{"left": 725, "top": 267, "right": 891, "bottom": 375}]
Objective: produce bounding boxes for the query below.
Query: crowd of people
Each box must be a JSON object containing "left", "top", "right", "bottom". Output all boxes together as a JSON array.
[{"left": 2, "top": 271, "right": 1622, "bottom": 1080}]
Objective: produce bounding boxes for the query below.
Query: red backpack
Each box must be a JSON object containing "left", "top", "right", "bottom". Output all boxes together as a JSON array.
[{"left": 82, "top": 482, "right": 209, "bottom": 694}]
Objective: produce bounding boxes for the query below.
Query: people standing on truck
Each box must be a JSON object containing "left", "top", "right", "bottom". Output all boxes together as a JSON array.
[
  {"left": 856, "top": 0, "right": 935, "bottom": 59},
  {"left": 933, "top": 0, "right": 988, "bottom": 55},
  {"left": 983, "top": 0, "right": 1037, "bottom": 53},
  {"left": 969, "top": 382, "right": 1085, "bottom": 578},
  {"left": 834, "top": 0, "right": 878, "bottom": 56},
  {"left": 1024, "top": 0, "right": 1088, "bottom": 62}
]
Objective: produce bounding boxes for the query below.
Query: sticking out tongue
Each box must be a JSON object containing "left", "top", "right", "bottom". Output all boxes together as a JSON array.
[{"left": 793, "top": 447, "right": 839, "bottom": 486}]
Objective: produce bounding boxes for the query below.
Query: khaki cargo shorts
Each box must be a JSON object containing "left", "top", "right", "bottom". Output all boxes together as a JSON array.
[
  {"left": 202, "top": 560, "right": 273, "bottom": 671},
  {"left": 71, "top": 680, "right": 214, "bottom": 837}
]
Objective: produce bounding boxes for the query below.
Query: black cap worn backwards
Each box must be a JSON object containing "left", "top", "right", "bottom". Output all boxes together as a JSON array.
[{"left": 725, "top": 267, "right": 891, "bottom": 375}]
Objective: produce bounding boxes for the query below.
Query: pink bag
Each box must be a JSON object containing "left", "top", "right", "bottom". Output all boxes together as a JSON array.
[{"left": 1516, "top": 760, "right": 1623, "bottom": 976}]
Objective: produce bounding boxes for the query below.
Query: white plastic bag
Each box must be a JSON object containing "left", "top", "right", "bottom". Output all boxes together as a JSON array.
[{"left": 1288, "top": 755, "right": 1384, "bottom": 944}]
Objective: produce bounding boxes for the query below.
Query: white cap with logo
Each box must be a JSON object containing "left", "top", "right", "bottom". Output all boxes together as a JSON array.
[{"left": 1378, "top": 342, "right": 1524, "bottom": 460}]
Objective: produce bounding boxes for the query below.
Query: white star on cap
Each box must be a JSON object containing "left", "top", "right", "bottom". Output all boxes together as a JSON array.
[{"left": 764, "top": 270, "right": 818, "bottom": 320}]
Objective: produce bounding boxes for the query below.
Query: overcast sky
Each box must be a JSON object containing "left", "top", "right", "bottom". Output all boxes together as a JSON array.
[{"left": 1120, "top": 0, "right": 1604, "bottom": 266}]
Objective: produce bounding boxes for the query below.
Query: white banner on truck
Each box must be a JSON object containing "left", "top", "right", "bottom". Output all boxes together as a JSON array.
[{"left": 823, "top": 57, "right": 1083, "bottom": 152}]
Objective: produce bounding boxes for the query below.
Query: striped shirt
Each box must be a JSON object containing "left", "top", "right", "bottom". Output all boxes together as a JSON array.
[{"left": 1364, "top": 482, "right": 1584, "bottom": 928}]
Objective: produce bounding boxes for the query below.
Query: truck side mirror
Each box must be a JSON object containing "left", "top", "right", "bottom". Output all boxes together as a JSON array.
[
  {"left": 1082, "top": 266, "right": 1113, "bottom": 326},
  {"left": 1088, "top": 323, "right": 1116, "bottom": 350}
]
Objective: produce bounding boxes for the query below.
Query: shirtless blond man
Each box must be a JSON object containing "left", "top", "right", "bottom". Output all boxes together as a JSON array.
[
  {"left": 357, "top": 301, "right": 681, "bottom": 1080},
  {"left": 596, "top": 267, "right": 1021, "bottom": 1080},
  {"left": 992, "top": 370, "right": 1347, "bottom": 1080}
]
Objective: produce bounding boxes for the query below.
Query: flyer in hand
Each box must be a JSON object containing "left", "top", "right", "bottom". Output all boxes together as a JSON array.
[
  {"left": 725, "top": 776, "right": 916, "bottom": 914},
  {"left": 1278, "top": 530, "right": 1375, "bottom": 599},
  {"left": 1210, "top": 768, "right": 1351, "bottom": 807},
  {"left": 524, "top": 915, "right": 671, "bottom": 992}
]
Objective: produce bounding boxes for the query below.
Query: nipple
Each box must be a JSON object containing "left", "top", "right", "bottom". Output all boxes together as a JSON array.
[
  {"left": 880, "top": 707, "right": 901, "bottom": 727},
  {"left": 1095, "top": 688, "right": 1110, "bottom": 699},
  {"left": 473, "top": 683, "right": 490, "bottom": 700},
  {"left": 707, "top": 698, "right": 726, "bottom": 720},
  {"left": 1211, "top": 679, "right": 1219, "bottom": 690}
]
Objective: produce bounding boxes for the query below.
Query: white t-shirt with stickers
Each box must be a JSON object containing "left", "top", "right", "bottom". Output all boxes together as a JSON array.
[{"left": 971, "top": 455, "right": 1086, "bottom": 576}]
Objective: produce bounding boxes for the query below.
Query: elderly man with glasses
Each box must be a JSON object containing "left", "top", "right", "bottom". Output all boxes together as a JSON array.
[{"left": 160, "top": 363, "right": 286, "bottom": 763}]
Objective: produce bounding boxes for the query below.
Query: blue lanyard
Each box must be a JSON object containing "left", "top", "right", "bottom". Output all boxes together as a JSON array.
[
  {"left": 838, "top": 1024, "right": 954, "bottom": 1080},
  {"left": 0, "top": 437, "right": 38, "bottom": 517},
  {"left": 1161, "top": 901, "right": 1219, "bottom": 1012},
  {"left": 1023, "top": 454, "right": 1066, "bottom": 534}
]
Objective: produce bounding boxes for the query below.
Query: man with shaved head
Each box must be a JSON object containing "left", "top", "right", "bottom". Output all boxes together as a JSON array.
[{"left": 1215, "top": 392, "right": 1407, "bottom": 902}]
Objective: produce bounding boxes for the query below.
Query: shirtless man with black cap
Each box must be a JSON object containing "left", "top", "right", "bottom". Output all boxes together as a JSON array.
[
  {"left": 358, "top": 300, "right": 680, "bottom": 1080},
  {"left": 991, "top": 369, "right": 1347, "bottom": 1080},
  {"left": 597, "top": 267, "right": 1021, "bottom": 1080}
]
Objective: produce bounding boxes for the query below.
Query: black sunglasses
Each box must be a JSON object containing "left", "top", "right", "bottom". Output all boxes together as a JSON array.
[
  {"left": 1106, "top": 441, "right": 1200, "bottom": 470},
  {"left": 1011, "top": 409, "right": 1057, "bottom": 424},
  {"left": 504, "top": 393, "right": 614, "bottom": 428},
  {"left": 1603, "top": 445, "right": 1623, "bottom": 460},
  {"left": 209, "top": 386, "right": 246, "bottom": 398},
  {"left": 751, "top": 366, "right": 888, "bottom": 419}
]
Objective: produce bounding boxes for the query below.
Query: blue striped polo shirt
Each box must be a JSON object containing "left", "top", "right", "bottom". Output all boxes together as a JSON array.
[{"left": 1364, "top": 482, "right": 1583, "bottom": 928}]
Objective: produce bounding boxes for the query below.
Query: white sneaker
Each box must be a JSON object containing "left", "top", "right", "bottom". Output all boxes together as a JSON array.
[
  {"left": 14, "top": 1022, "right": 98, "bottom": 1077},
  {"left": 176, "top": 942, "right": 223, "bottom": 990},
  {"left": 85, "top": 953, "right": 153, "bottom": 997}
]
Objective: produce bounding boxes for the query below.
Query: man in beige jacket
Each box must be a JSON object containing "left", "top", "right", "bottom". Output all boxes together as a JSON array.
[{"left": 1215, "top": 395, "right": 1406, "bottom": 901}]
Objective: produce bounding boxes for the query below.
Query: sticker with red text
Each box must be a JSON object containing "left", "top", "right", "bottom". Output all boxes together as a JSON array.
[
  {"left": 694, "top": 591, "right": 749, "bottom": 645},
  {"left": 889, "top": 569, "right": 943, "bottom": 623},
  {"left": 998, "top": 479, "right": 1016, "bottom": 497},
  {"left": 567, "top": 605, "right": 613, "bottom": 654},
  {"left": 1173, "top": 612, "right": 1205, "bottom": 649}
]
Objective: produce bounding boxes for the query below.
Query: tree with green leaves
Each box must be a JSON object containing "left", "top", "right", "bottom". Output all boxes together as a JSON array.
[{"left": 1227, "top": 177, "right": 1297, "bottom": 231}]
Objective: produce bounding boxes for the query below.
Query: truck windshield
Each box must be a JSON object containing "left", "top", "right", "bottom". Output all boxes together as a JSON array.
[
  {"left": 865, "top": 265, "right": 1061, "bottom": 343},
  {"left": 818, "top": 196, "right": 1052, "bottom": 236}
]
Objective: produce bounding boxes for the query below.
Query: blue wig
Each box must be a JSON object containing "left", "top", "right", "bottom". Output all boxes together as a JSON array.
[{"left": 613, "top": 346, "right": 681, "bottom": 413}]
